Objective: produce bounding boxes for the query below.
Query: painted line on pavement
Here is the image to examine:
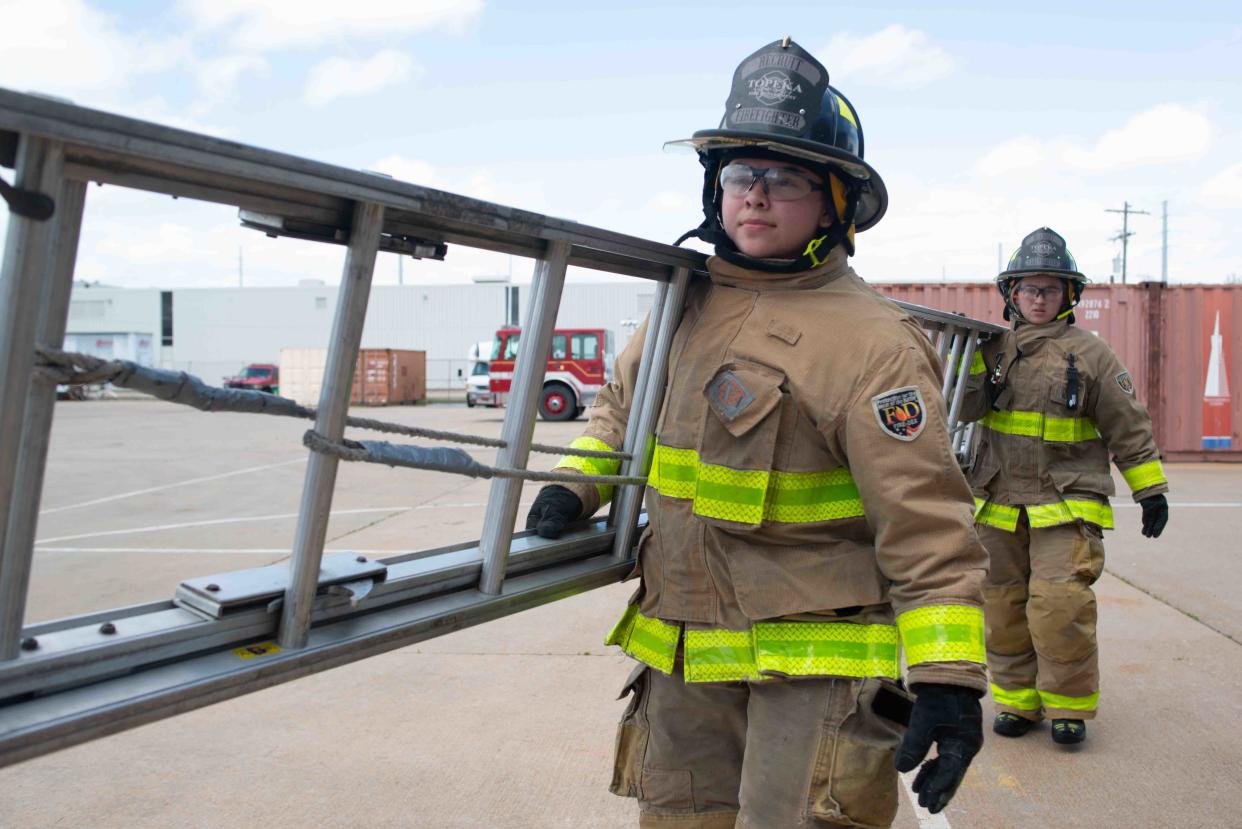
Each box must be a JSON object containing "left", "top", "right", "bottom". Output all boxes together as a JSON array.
[
  {"left": 35, "top": 502, "right": 524, "bottom": 544},
  {"left": 899, "top": 771, "right": 953, "bottom": 829},
  {"left": 39, "top": 457, "right": 309, "bottom": 515},
  {"left": 32, "top": 547, "right": 428, "bottom": 555},
  {"left": 1113, "top": 501, "right": 1240, "bottom": 508}
]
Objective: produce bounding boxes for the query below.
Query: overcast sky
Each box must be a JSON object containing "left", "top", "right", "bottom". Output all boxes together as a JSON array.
[{"left": 2, "top": 0, "right": 1239, "bottom": 288}]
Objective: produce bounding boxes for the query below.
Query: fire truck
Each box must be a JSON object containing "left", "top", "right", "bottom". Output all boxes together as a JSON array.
[{"left": 488, "top": 326, "right": 614, "bottom": 420}]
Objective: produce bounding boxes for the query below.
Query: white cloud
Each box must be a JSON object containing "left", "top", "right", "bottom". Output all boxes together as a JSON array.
[
  {"left": 370, "top": 155, "right": 442, "bottom": 188},
  {"left": 973, "top": 137, "right": 1046, "bottom": 178},
  {"left": 196, "top": 54, "right": 271, "bottom": 104},
  {"left": 820, "top": 25, "right": 955, "bottom": 89},
  {"left": 1200, "top": 161, "right": 1242, "bottom": 207},
  {"left": 0, "top": 0, "right": 181, "bottom": 97},
  {"left": 974, "top": 103, "right": 1214, "bottom": 185},
  {"left": 180, "top": 0, "right": 484, "bottom": 51},
  {"left": 1062, "top": 104, "right": 1211, "bottom": 172},
  {"left": 643, "top": 192, "right": 691, "bottom": 212},
  {"left": 369, "top": 154, "right": 537, "bottom": 208},
  {"left": 303, "top": 50, "right": 419, "bottom": 107}
]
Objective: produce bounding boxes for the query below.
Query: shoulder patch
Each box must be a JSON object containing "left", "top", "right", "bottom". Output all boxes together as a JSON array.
[
  {"left": 1115, "top": 371, "right": 1134, "bottom": 395},
  {"left": 871, "top": 386, "right": 927, "bottom": 441}
]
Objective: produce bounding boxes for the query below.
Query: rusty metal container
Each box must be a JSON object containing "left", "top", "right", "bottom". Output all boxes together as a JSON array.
[
  {"left": 1156, "top": 285, "right": 1241, "bottom": 460},
  {"left": 872, "top": 282, "right": 1242, "bottom": 462},
  {"left": 352, "top": 349, "right": 426, "bottom": 406}
]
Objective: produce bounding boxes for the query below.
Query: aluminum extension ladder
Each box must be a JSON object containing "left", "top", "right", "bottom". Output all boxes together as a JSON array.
[{"left": 0, "top": 88, "right": 1003, "bottom": 768}]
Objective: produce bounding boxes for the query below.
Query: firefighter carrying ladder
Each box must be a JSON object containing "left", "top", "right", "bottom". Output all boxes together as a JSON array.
[{"left": 0, "top": 88, "right": 1004, "bottom": 768}]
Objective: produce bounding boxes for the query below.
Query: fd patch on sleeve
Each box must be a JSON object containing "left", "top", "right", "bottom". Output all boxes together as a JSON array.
[
  {"left": 1115, "top": 371, "right": 1135, "bottom": 395},
  {"left": 871, "top": 386, "right": 927, "bottom": 441}
]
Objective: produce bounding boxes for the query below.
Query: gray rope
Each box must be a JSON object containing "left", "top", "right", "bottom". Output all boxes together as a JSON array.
[
  {"left": 303, "top": 430, "right": 647, "bottom": 486},
  {"left": 36, "top": 347, "right": 631, "bottom": 461},
  {"left": 340, "top": 412, "right": 627, "bottom": 459}
]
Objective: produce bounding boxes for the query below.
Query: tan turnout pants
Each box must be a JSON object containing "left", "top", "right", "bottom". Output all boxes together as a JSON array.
[
  {"left": 978, "top": 513, "right": 1106, "bottom": 721},
  {"left": 610, "top": 653, "right": 908, "bottom": 829}
]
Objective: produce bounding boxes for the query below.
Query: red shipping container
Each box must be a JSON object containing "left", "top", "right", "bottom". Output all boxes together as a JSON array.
[
  {"left": 351, "top": 349, "right": 426, "bottom": 406},
  {"left": 872, "top": 282, "right": 1242, "bottom": 461}
]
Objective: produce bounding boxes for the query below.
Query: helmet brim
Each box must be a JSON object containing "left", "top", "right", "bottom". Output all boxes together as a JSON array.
[
  {"left": 665, "top": 130, "right": 888, "bottom": 231},
  {"left": 997, "top": 267, "right": 1089, "bottom": 285}
]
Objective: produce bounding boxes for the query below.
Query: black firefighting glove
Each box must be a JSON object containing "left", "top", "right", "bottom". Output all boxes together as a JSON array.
[
  {"left": 1140, "top": 493, "right": 1169, "bottom": 539},
  {"left": 524, "top": 485, "right": 583, "bottom": 539},
  {"left": 895, "top": 683, "right": 983, "bottom": 814}
]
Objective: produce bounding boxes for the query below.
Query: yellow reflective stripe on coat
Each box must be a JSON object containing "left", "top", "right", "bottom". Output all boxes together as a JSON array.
[
  {"left": 648, "top": 443, "right": 863, "bottom": 526},
  {"left": 990, "top": 683, "right": 1041, "bottom": 712},
  {"left": 604, "top": 604, "right": 678, "bottom": 674},
  {"left": 607, "top": 606, "right": 900, "bottom": 683},
  {"left": 974, "top": 498, "right": 1020, "bottom": 532},
  {"left": 958, "top": 351, "right": 986, "bottom": 376},
  {"left": 1039, "top": 689, "right": 1100, "bottom": 712},
  {"left": 1121, "top": 459, "right": 1167, "bottom": 492},
  {"left": 1026, "top": 499, "right": 1114, "bottom": 530},
  {"left": 557, "top": 436, "right": 621, "bottom": 503},
  {"left": 897, "top": 605, "right": 986, "bottom": 666},
  {"left": 981, "top": 410, "right": 1100, "bottom": 442},
  {"left": 750, "top": 621, "right": 899, "bottom": 680}
]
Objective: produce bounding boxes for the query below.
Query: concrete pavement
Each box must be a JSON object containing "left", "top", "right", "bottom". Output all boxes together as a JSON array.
[{"left": 1, "top": 402, "right": 1240, "bottom": 828}]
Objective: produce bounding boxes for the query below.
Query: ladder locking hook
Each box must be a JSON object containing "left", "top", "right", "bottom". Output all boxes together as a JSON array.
[{"left": 0, "top": 174, "right": 55, "bottom": 221}]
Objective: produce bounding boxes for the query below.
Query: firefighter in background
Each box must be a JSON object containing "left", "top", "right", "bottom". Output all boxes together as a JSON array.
[
  {"left": 959, "top": 227, "right": 1170, "bottom": 745},
  {"left": 526, "top": 38, "right": 988, "bottom": 827}
]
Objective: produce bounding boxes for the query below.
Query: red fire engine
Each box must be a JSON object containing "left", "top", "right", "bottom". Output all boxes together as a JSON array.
[{"left": 488, "top": 327, "right": 614, "bottom": 420}]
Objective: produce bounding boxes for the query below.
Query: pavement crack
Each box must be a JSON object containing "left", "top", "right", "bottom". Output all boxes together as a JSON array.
[
  {"left": 1105, "top": 566, "right": 1241, "bottom": 647},
  {"left": 326, "top": 478, "right": 479, "bottom": 543},
  {"left": 326, "top": 510, "right": 408, "bottom": 543},
  {"left": 406, "top": 650, "right": 607, "bottom": 657}
]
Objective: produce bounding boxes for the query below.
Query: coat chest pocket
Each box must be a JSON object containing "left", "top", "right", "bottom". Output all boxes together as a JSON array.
[{"left": 694, "top": 361, "right": 786, "bottom": 531}]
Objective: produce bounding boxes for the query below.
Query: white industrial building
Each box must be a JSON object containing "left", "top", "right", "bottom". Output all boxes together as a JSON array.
[{"left": 65, "top": 280, "right": 659, "bottom": 391}]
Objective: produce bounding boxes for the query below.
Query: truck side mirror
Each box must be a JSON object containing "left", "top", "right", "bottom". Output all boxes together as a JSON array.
[{"left": 456, "top": 368, "right": 462, "bottom": 377}]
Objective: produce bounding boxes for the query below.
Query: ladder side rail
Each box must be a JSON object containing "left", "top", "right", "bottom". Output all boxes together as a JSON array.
[
  {"left": 935, "top": 325, "right": 953, "bottom": 366},
  {"left": 0, "top": 177, "right": 87, "bottom": 659},
  {"left": 606, "top": 279, "right": 669, "bottom": 528},
  {"left": 940, "top": 327, "right": 966, "bottom": 403},
  {"left": 945, "top": 330, "right": 977, "bottom": 431},
  {"left": 611, "top": 267, "right": 692, "bottom": 560},
  {"left": 477, "top": 240, "right": 571, "bottom": 595},
  {"left": 0, "top": 547, "right": 630, "bottom": 770},
  {"left": 0, "top": 137, "right": 65, "bottom": 660},
  {"left": 0, "top": 522, "right": 621, "bottom": 702},
  {"left": 277, "top": 201, "right": 385, "bottom": 649}
]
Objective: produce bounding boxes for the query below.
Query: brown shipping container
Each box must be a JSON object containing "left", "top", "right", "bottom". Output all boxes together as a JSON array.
[
  {"left": 873, "top": 282, "right": 1242, "bottom": 461},
  {"left": 351, "top": 349, "right": 426, "bottom": 405}
]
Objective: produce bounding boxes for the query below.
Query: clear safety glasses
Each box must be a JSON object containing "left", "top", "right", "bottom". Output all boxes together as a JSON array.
[
  {"left": 719, "top": 164, "right": 824, "bottom": 201},
  {"left": 1015, "top": 284, "right": 1065, "bottom": 300}
]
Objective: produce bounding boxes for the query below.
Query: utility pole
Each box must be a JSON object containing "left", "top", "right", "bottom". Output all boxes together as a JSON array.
[
  {"left": 1106, "top": 201, "right": 1149, "bottom": 284},
  {"left": 1161, "top": 200, "right": 1168, "bottom": 285},
  {"left": 398, "top": 255, "right": 404, "bottom": 286}
]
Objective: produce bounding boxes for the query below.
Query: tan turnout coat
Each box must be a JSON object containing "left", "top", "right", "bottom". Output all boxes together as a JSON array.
[
  {"left": 559, "top": 247, "right": 989, "bottom": 690},
  {"left": 960, "top": 318, "right": 1168, "bottom": 526}
]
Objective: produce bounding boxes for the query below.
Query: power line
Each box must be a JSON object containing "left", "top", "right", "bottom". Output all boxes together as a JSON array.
[{"left": 1105, "top": 201, "right": 1149, "bottom": 284}]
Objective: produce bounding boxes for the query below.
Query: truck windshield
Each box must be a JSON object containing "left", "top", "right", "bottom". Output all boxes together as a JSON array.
[
  {"left": 470, "top": 361, "right": 489, "bottom": 377},
  {"left": 242, "top": 367, "right": 271, "bottom": 378},
  {"left": 496, "top": 334, "right": 520, "bottom": 360}
]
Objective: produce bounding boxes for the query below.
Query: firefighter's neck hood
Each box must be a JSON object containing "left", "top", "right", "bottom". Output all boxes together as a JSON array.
[
  {"left": 707, "top": 244, "right": 850, "bottom": 292},
  {"left": 1013, "top": 317, "right": 1070, "bottom": 352}
]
